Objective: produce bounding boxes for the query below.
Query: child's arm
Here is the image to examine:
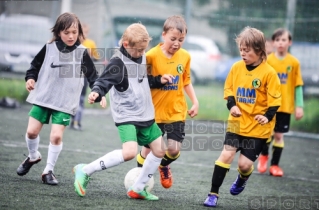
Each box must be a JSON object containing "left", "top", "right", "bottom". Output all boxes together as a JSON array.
[
  {"left": 89, "top": 58, "right": 126, "bottom": 102},
  {"left": 184, "top": 83, "right": 199, "bottom": 118},
  {"left": 224, "top": 67, "right": 242, "bottom": 117},
  {"left": 25, "top": 44, "right": 46, "bottom": 82},
  {"left": 295, "top": 86, "right": 304, "bottom": 120},
  {"left": 147, "top": 74, "right": 174, "bottom": 89}
]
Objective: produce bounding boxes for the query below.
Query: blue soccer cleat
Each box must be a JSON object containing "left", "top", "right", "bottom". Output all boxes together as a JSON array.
[
  {"left": 230, "top": 174, "right": 248, "bottom": 195},
  {"left": 203, "top": 194, "right": 219, "bottom": 207}
]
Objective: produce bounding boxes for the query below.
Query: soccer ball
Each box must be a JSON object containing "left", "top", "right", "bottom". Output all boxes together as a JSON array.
[{"left": 124, "top": 167, "right": 154, "bottom": 192}]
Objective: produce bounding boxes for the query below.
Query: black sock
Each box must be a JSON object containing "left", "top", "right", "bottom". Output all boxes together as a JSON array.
[
  {"left": 261, "top": 136, "right": 273, "bottom": 155},
  {"left": 160, "top": 151, "right": 180, "bottom": 167},
  {"left": 210, "top": 161, "right": 230, "bottom": 194},
  {"left": 271, "top": 145, "right": 283, "bottom": 165}
]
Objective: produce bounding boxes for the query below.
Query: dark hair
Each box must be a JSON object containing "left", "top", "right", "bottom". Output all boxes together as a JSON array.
[
  {"left": 163, "top": 15, "right": 187, "bottom": 34},
  {"left": 271, "top": 28, "right": 292, "bottom": 41},
  {"left": 49, "top": 12, "right": 84, "bottom": 43}
]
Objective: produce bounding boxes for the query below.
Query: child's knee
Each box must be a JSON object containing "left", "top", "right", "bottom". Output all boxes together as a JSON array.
[
  {"left": 26, "top": 131, "right": 39, "bottom": 139},
  {"left": 122, "top": 149, "right": 137, "bottom": 161}
]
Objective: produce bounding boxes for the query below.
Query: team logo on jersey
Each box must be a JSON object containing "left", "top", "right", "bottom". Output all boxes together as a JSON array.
[
  {"left": 252, "top": 79, "right": 261, "bottom": 88},
  {"left": 286, "top": 66, "right": 292, "bottom": 72},
  {"left": 177, "top": 64, "right": 184, "bottom": 74}
]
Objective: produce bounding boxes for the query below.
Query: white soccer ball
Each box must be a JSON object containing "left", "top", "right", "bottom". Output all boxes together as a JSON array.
[{"left": 124, "top": 167, "right": 154, "bottom": 192}]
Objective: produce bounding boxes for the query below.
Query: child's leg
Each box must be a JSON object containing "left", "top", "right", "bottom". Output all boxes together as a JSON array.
[
  {"left": 204, "top": 145, "right": 235, "bottom": 207},
  {"left": 136, "top": 146, "right": 151, "bottom": 167},
  {"left": 26, "top": 117, "right": 43, "bottom": 159},
  {"left": 17, "top": 116, "right": 43, "bottom": 176},
  {"left": 82, "top": 142, "right": 135, "bottom": 176},
  {"left": 43, "top": 124, "right": 65, "bottom": 174},
  {"left": 271, "top": 132, "right": 284, "bottom": 165},
  {"left": 132, "top": 136, "right": 166, "bottom": 192},
  {"left": 230, "top": 154, "right": 254, "bottom": 195},
  {"left": 269, "top": 132, "right": 284, "bottom": 176},
  {"left": 210, "top": 145, "right": 236, "bottom": 194},
  {"left": 74, "top": 124, "right": 136, "bottom": 197},
  {"left": 257, "top": 135, "right": 273, "bottom": 173}
]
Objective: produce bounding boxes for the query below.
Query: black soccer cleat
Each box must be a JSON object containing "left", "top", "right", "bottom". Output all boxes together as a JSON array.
[
  {"left": 42, "top": 170, "right": 58, "bottom": 185},
  {"left": 17, "top": 152, "right": 42, "bottom": 176}
]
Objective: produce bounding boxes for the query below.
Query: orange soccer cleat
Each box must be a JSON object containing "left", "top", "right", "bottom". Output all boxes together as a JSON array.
[
  {"left": 158, "top": 165, "right": 173, "bottom": 189},
  {"left": 269, "top": 165, "right": 284, "bottom": 177},
  {"left": 257, "top": 155, "right": 269, "bottom": 174}
]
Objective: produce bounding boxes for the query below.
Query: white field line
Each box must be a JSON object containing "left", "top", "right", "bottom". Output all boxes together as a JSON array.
[{"left": 1, "top": 139, "right": 319, "bottom": 183}]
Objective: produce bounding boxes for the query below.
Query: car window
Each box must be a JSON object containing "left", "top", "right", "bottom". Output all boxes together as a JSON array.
[
  {"left": 183, "top": 42, "right": 205, "bottom": 51},
  {"left": 0, "top": 22, "right": 50, "bottom": 44}
]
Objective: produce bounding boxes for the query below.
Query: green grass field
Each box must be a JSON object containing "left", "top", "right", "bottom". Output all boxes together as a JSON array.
[
  {"left": 1, "top": 77, "right": 319, "bottom": 132},
  {"left": 1, "top": 105, "right": 319, "bottom": 209}
]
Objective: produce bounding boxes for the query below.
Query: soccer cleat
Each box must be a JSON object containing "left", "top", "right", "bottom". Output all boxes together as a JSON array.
[
  {"left": 269, "top": 165, "right": 284, "bottom": 177},
  {"left": 257, "top": 155, "right": 269, "bottom": 173},
  {"left": 203, "top": 194, "right": 219, "bottom": 207},
  {"left": 73, "top": 164, "right": 90, "bottom": 197},
  {"left": 158, "top": 165, "right": 173, "bottom": 188},
  {"left": 17, "top": 152, "right": 42, "bottom": 176},
  {"left": 42, "top": 170, "right": 58, "bottom": 185},
  {"left": 127, "top": 187, "right": 159, "bottom": 200},
  {"left": 230, "top": 174, "right": 248, "bottom": 195}
]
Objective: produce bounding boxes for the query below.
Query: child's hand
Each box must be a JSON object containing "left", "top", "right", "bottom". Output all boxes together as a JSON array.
[
  {"left": 100, "top": 96, "right": 107, "bottom": 108},
  {"left": 161, "top": 74, "right": 175, "bottom": 84},
  {"left": 88, "top": 92, "right": 99, "bottom": 104},
  {"left": 26, "top": 79, "right": 35, "bottom": 92},
  {"left": 254, "top": 115, "right": 269, "bottom": 125},
  {"left": 230, "top": 106, "right": 242, "bottom": 117},
  {"left": 188, "top": 103, "right": 199, "bottom": 118},
  {"left": 295, "top": 107, "right": 304, "bottom": 120}
]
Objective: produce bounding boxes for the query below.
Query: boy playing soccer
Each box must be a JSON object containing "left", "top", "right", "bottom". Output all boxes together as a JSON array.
[
  {"left": 257, "top": 28, "right": 304, "bottom": 176},
  {"left": 73, "top": 23, "right": 174, "bottom": 200},
  {"left": 203, "top": 26, "right": 281, "bottom": 207},
  {"left": 136, "top": 15, "right": 199, "bottom": 189}
]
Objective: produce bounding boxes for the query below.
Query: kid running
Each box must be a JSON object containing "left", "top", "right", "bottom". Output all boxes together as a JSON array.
[{"left": 16, "top": 12, "right": 106, "bottom": 185}]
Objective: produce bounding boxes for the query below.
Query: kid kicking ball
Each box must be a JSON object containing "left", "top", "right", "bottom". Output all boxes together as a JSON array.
[{"left": 124, "top": 167, "right": 154, "bottom": 192}]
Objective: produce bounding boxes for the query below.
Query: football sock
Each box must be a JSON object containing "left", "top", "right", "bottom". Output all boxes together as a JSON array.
[
  {"left": 271, "top": 141, "right": 284, "bottom": 165},
  {"left": 261, "top": 135, "right": 273, "bottom": 156},
  {"left": 83, "top": 149, "right": 124, "bottom": 176},
  {"left": 210, "top": 161, "right": 230, "bottom": 194},
  {"left": 26, "top": 134, "right": 40, "bottom": 160},
  {"left": 238, "top": 166, "right": 254, "bottom": 179},
  {"left": 43, "top": 143, "right": 62, "bottom": 174},
  {"left": 160, "top": 151, "right": 180, "bottom": 167},
  {"left": 136, "top": 151, "right": 145, "bottom": 167},
  {"left": 132, "top": 151, "right": 161, "bottom": 192}
]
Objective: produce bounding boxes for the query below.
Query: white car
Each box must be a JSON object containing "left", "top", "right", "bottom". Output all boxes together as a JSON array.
[
  {"left": 0, "top": 14, "right": 52, "bottom": 73},
  {"left": 183, "top": 35, "right": 221, "bottom": 84}
]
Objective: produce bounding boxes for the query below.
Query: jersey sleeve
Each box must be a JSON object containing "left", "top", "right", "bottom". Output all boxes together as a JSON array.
[
  {"left": 294, "top": 60, "right": 304, "bottom": 87},
  {"left": 267, "top": 71, "right": 282, "bottom": 107},
  {"left": 224, "top": 66, "right": 234, "bottom": 100}
]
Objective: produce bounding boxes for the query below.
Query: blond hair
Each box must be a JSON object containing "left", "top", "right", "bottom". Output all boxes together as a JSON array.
[
  {"left": 235, "top": 26, "right": 267, "bottom": 61},
  {"left": 118, "top": 23, "right": 152, "bottom": 47},
  {"left": 163, "top": 15, "right": 187, "bottom": 34}
]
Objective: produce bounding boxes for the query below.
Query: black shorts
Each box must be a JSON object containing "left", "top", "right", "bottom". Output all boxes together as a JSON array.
[
  {"left": 224, "top": 132, "right": 267, "bottom": 162},
  {"left": 144, "top": 121, "right": 185, "bottom": 148},
  {"left": 274, "top": 112, "right": 291, "bottom": 133}
]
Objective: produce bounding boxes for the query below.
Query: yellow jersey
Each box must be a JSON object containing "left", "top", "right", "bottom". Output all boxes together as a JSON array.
[
  {"left": 146, "top": 43, "right": 191, "bottom": 123},
  {"left": 224, "top": 60, "right": 281, "bottom": 139},
  {"left": 267, "top": 53, "right": 303, "bottom": 114}
]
